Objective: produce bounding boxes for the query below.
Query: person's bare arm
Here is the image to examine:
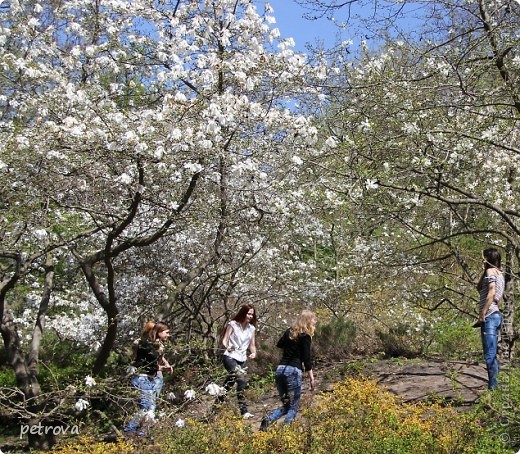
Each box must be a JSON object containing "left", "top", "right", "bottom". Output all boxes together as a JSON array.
[
  {"left": 248, "top": 331, "right": 256, "bottom": 359},
  {"left": 159, "top": 356, "right": 173, "bottom": 373},
  {"left": 308, "top": 369, "right": 316, "bottom": 391},
  {"left": 222, "top": 325, "right": 234, "bottom": 351}
]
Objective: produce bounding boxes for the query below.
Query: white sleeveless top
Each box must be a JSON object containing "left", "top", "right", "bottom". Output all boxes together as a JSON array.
[{"left": 223, "top": 320, "right": 255, "bottom": 362}]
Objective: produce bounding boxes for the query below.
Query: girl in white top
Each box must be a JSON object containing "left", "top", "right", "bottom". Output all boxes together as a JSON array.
[{"left": 219, "top": 304, "right": 257, "bottom": 418}]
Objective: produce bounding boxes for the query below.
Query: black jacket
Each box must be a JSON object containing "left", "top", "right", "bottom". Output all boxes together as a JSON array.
[
  {"left": 134, "top": 339, "right": 160, "bottom": 376},
  {"left": 276, "top": 328, "right": 313, "bottom": 371}
]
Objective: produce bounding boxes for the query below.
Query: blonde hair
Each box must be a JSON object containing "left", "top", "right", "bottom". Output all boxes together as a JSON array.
[{"left": 289, "top": 310, "right": 317, "bottom": 340}]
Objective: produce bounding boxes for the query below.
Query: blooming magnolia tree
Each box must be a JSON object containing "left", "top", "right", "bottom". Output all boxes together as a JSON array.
[
  {"left": 0, "top": 0, "right": 333, "bottom": 447},
  {"left": 299, "top": 0, "right": 519, "bottom": 353},
  {"left": 2, "top": 0, "right": 516, "bottom": 448}
]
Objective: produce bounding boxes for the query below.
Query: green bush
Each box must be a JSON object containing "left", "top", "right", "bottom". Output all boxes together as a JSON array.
[
  {"left": 0, "top": 367, "right": 16, "bottom": 387},
  {"left": 314, "top": 316, "right": 357, "bottom": 360},
  {"left": 428, "top": 320, "right": 481, "bottom": 359},
  {"left": 50, "top": 435, "right": 135, "bottom": 453},
  {"left": 303, "top": 377, "right": 510, "bottom": 453},
  {"left": 474, "top": 367, "right": 520, "bottom": 451},
  {"left": 376, "top": 322, "right": 422, "bottom": 358}
]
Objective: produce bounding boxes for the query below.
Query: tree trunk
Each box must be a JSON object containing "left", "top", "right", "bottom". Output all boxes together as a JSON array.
[
  {"left": 1, "top": 258, "right": 58, "bottom": 450},
  {"left": 500, "top": 241, "right": 517, "bottom": 361},
  {"left": 78, "top": 259, "right": 119, "bottom": 376},
  {"left": 92, "top": 306, "right": 118, "bottom": 376},
  {"left": 26, "top": 418, "right": 57, "bottom": 451},
  {"left": 1, "top": 318, "right": 42, "bottom": 399},
  {"left": 1, "top": 316, "right": 58, "bottom": 449}
]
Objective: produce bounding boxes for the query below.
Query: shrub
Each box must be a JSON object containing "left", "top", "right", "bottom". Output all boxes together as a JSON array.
[
  {"left": 473, "top": 367, "right": 520, "bottom": 451},
  {"left": 303, "top": 377, "right": 508, "bottom": 453},
  {"left": 376, "top": 322, "right": 422, "bottom": 358},
  {"left": 428, "top": 321, "right": 481, "bottom": 359},
  {"left": 0, "top": 367, "right": 16, "bottom": 387},
  {"left": 44, "top": 376, "right": 513, "bottom": 454},
  {"left": 48, "top": 435, "right": 135, "bottom": 453},
  {"left": 313, "top": 316, "right": 357, "bottom": 360}
]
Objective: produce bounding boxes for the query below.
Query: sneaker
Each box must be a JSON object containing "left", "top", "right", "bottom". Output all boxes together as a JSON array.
[
  {"left": 260, "top": 417, "right": 269, "bottom": 431},
  {"left": 242, "top": 412, "right": 254, "bottom": 419}
]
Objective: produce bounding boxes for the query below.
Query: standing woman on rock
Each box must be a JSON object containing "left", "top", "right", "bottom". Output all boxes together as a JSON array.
[
  {"left": 218, "top": 303, "right": 257, "bottom": 419},
  {"left": 476, "top": 248, "right": 504, "bottom": 390},
  {"left": 260, "top": 309, "right": 317, "bottom": 430}
]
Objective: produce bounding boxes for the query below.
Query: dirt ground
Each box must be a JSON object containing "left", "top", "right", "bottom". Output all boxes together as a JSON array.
[{"left": 363, "top": 358, "right": 489, "bottom": 405}]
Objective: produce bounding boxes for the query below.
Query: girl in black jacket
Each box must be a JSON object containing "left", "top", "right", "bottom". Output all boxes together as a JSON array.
[
  {"left": 124, "top": 321, "right": 171, "bottom": 436},
  {"left": 260, "top": 310, "right": 317, "bottom": 430}
]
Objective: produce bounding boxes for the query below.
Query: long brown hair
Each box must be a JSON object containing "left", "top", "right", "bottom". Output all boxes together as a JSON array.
[
  {"left": 477, "top": 248, "right": 502, "bottom": 291},
  {"left": 141, "top": 320, "right": 155, "bottom": 338},
  {"left": 143, "top": 321, "right": 170, "bottom": 342},
  {"left": 231, "top": 304, "right": 257, "bottom": 327},
  {"left": 482, "top": 248, "right": 501, "bottom": 269}
]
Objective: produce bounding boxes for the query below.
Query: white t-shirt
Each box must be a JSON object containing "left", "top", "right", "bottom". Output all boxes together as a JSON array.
[{"left": 223, "top": 320, "right": 255, "bottom": 362}]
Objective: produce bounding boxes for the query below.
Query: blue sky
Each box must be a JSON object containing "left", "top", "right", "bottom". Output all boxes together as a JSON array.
[
  {"left": 264, "top": 1, "right": 427, "bottom": 53},
  {"left": 266, "top": 0, "right": 340, "bottom": 51}
]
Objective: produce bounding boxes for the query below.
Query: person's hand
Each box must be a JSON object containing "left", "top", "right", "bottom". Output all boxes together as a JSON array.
[
  {"left": 248, "top": 352, "right": 256, "bottom": 360},
  {"left": 160, "top": 364, "right": 173, "bottom": 373},
  {"left": 310, "top": 377, "right": 316, "bottom": 391}
]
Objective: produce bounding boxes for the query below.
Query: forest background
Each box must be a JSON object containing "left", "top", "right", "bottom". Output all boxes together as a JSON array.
[{"left": 0, "top": 0, "right": 519, "bottom": 451}]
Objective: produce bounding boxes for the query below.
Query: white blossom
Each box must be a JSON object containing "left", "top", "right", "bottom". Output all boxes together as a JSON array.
[
  {"left": 291, "top": 155, "right": 303, "bottom": 165},
  {"left": 74, "top": 398, "right": 90, "bottom": 412},
  {"left": 90, "top": 341, "right": 101, "bottom": 352},
  {"left": 358, "top": 118, "right": 371, "bottom": 131},
  {"left": 84, "top": 376, "right": 96, "bottom": 387},
  {"left": 142, "top": 410, "right": 156, "bottom": 423},
  {"left": 365, "top": 179, "right": 379, "bottom": 190},
  {"left": 205, "top": 383, "right": 226, "bottom": 396},
  {"left": 175, "top": 418, "right": 185, "bottom": 428},
  {"left": 118, "top": 173, "right": 133, "bottom": 184},
  {"left": 324, "top": 136, "right": 338, "bottom": 148},
  {"left": 183, "top": 162, "right": 203, "bottom": 173},
  {"left": 184, "top": 389, "right": 196, "bottom": 400},
  {"left": 27, "top": 17, "right": 40, "bottom": 28},
  {"left": 33, "top": 229, "right": 47, "bottom": 240}
]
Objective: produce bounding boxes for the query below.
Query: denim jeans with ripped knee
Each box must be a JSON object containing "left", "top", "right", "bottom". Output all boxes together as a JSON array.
[
  {"left": 264, "top": 365, "right": 302, "bottom": 425},
  {"left": 481, "top": 311, "right": 502, "bottom": 390}
]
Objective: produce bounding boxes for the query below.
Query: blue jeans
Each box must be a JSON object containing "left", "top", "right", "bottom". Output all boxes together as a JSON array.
[
  {"left": 481, "top": 312, "right": 502, "bottom": 390},
  {"left": 220, "top": 355, "right": 248, "bottom": 414},
  {"left": 154, "top": 374, "right": 164, "bottom": 398},
  {"left": 124, "top": 375, "right": 158, "bottom": 434},
  {"left": 265, "top": 365, "right": 302, "bottom": 425}
]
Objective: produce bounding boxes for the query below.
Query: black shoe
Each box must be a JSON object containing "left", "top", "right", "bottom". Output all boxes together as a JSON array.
[{"left": 260, "top": 417, "right": 269, "bottom": 431}]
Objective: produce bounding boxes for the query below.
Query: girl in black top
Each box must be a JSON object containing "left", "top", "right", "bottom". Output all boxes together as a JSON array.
[
  {"left": 124, "top": 321, "right": 171, "bottom": 436},
  {"left": 260, "top": 310, "right": 317, "bottom": 430}
]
